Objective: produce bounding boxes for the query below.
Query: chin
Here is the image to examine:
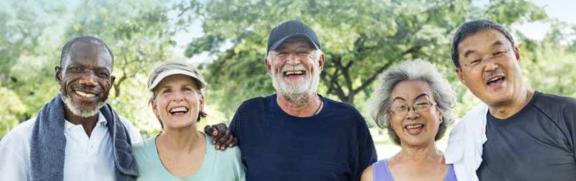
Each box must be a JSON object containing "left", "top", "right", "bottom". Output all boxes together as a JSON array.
[
  {"left": 164, "top": 119, "right": 196, "bottom": 129},
  {"left": 63, "top": 95, "right": 104, "bottom": 118},
  {"left": 484, "top": 92, "right": 515, "bottom": 106},
  {"left": 402, "top": 140, "right": 428, "bottom": 147}
]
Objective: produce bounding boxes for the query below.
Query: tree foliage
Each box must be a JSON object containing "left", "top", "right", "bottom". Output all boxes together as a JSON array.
[
  {"left": 179, "top": 0, "right": 546, "bottom": 117},
  {"left": 0, "top": 0, "right": 175, "bottom": 137},
  {"left": 3, "top": 0, "right": 576, "bottom": 139}
]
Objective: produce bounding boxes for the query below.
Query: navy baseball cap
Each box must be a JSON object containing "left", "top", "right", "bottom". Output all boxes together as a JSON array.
[{"left": 267, "top": 20, "right": 321, "bottom": 53}]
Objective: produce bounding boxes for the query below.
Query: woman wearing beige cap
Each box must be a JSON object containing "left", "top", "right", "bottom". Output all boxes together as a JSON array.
[{"left": 133, "top": 61, "right": 245, "bottom": 181}]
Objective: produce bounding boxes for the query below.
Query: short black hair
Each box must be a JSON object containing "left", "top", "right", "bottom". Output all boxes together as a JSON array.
[
  {"left": 60, "top": 36, "right": 114, "bottom": 67},
  {"left": 451, "top": 20, "right": 516, "bottom": 67}
]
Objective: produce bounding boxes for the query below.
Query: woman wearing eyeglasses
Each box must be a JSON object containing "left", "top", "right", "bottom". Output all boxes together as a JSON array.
[{"left": 361, "top": 60, "right": 457, "bottom": 181}]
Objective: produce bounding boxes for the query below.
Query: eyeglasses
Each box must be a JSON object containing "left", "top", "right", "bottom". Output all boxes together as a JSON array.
[
  {"left": 64, "top": 65, "right": 111, "bottom": 79},
  {"left": 271, "top": 50, "right": 316, "bottom": 61},
  {"left": 389, "top": 100, "right": 437, "bottom": 117},
  {"left": 461, "top": 48, "right": 511, "bottom": 71}
]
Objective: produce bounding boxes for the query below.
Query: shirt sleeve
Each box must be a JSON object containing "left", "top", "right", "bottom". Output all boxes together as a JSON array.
[
  {"left": 0, "top": 120, "right": 34, "bottom": 181},
  {"left": 119, "top": 117, "right": 143, "bottom": 144},
  {"left": 562, "top": 100, "right": 576, "bottom": 161},
  {"left": 355, "top": 114, "right": 378, "bottom": 180}
]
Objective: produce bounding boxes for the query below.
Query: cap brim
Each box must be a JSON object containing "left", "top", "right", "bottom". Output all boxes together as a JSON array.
[
  {"left": 269, "top": 33, "right": 320, "bottom": 51},
  {"left": 148, "top": 69, "right": 207, "bottom": 90}
]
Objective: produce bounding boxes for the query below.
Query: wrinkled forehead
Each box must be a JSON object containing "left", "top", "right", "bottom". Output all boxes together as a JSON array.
[{"left": 65, "top": 41, "right": 113, "bottom": 69}]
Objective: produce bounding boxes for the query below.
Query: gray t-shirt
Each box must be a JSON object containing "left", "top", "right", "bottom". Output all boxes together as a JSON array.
[{"left": 478, "top": 92, "right": 576, "bottom": 181}]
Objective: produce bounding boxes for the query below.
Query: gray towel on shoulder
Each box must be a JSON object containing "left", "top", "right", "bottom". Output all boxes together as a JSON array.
[{"left": 30, "top": 95, "right": 138, "bottom": 181}]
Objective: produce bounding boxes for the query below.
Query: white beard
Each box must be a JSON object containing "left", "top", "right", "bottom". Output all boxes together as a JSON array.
[
  {"left": 61, "top": 94, "right": 105, "bottom": 118},
  {"left": 271, "top": 64, "right": 320, "bottom": 105}
]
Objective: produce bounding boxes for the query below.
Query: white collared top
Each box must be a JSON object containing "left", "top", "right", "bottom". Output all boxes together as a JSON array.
[{"left": 0, "top": 112, "right": 142, "bottom": 181}]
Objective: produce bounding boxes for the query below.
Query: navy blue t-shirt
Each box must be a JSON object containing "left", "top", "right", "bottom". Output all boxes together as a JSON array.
[
  {"left": 478, "top": 92, "right": 576, "bottom": 180},
  {"left": 230, "top": 94, "right": 377, "bottom": 181}
]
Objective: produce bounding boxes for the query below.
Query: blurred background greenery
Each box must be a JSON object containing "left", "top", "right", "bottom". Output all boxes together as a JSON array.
[{"left": 1, "top": 0, "right": 575, "bottom": 157}]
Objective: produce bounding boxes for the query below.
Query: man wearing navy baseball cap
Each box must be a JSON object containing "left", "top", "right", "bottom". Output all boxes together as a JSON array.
[{"left": 228, "top": 19, "right": 377, "bottom": 181}]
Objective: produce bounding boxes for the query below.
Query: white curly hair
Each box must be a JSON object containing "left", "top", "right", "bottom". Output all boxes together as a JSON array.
[{"left": 367, "top": 60, "right": 456, "bottom": 145}]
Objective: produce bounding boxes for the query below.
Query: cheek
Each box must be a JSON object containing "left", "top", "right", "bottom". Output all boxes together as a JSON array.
[
  {"left": 60, "top": 79, "right": 74, "bottom": 94},
  {"left": 193, "top": 96, "right": 204, "bottom": 109},
  {"left": 153, "top": 99, "right": 169, "bottom": 114},
  {"left": 275, "top": 64, "right": 284, "bottom": 73},
  {"left": 100, "top": 80, "right": 112, "bottom": 91},
  {"left": 463, "top": 74, "right": 484, "bottom": 89},
  {"left": 61, "top": 77, "right": 73, "bottom": 88},
  {"left": 390, "top": 118, "right": 404, "bottom": 133},
  {"left": 427, "top": 111, "right": 443, "bottom": 131}
]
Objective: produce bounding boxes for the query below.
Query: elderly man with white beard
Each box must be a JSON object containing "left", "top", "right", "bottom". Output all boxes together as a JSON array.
[{"left": 228, "top": 20, "right": 377, "bottom": 181}]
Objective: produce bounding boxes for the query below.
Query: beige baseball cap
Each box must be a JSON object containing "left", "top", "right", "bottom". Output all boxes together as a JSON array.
[{"left": 147, "top": 61, "right": 207, "bottom": 91}]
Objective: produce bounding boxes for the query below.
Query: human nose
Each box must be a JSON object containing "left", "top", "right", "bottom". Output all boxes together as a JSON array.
[
  {"left": 170, "top": 91, "right": 185, "bottom": 101},
  {"left": 482, "top": 56, "right": 500, "bottom": 72},
  {"left": 405, "top": 106, "right": 419, "bottom": 119},
  {"left": 78, "top": 72, "right": 97, "bottom": 86},
  {"left": 477, "top": 53, "right": 501, "bottom": 66},
  {"left": 285, "top": 53, "right": 301, "bottom": 65}
]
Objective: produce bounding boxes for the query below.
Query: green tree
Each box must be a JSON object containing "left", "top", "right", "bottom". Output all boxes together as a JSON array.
[
  {"left": 179, "top": 0, "right": 546, "bottom": 117},
  {"left": 522, "top": 21, "right": 576, "bottom": 97},
  {"left": 0, "top": 0, "right": 68, "bottom": 137},
  {"left": 63, "top": 0, "right": 176, "bottom": 135},
  {"left": 0, "top": 0, "right": 176, "bottom": 137}
]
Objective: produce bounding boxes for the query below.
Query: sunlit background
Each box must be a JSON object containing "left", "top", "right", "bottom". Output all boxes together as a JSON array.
[{"left": 1, "top": 0, "right": 575, "bottom": 159}]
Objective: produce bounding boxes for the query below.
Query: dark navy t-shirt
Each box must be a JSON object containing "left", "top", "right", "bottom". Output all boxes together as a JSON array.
[
  {"left": 478, "top": 92, "right": 576, "bottom": 181},
  {"left": 230, "top": 95, "right": 377, "bottom": 181}
]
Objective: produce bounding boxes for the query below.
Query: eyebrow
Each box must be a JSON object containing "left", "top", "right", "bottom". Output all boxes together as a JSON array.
[
  {"left": 391, "top": 93, "right": 430, "bottom": 102},
  {"left": 414, "top": 93, "right": 430, "bottom": 100},
  {"left": 462, "top": 49, "right": 476, "bottom": 59},
  {"left": 491, "top": 40, "right": 504, "bottom": 48},
  {"left": 391, "top": 97, "right": 406, "bottom": 102},
  {"left": 95, "top": 67, "right": 111, "bottom": 72},
  {"left": 462, "top": 40, "right": 505, "bottom": 58}
]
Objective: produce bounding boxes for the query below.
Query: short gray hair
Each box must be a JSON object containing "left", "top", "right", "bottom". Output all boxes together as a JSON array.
[{"left": 368, "top": 60, "right": 455, "bottom": 145}]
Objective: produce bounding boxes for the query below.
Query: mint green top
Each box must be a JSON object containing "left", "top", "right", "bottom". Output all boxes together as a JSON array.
[{"left": 133, "top": 135, "right": 245, "bottom": 181}]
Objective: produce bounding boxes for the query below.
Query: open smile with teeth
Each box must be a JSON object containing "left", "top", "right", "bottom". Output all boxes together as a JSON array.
[
  {"left": 404, "top": 123, "right": 425, "bottom": 135},
  {"left": 75, "top": 90, "right": 97, "bottom": 98},
  {"left": 486, "top": 75, "right": 506, "bottom": 86},
  {"left": 169, "top": 106, "right": 189, "bottom": 115},
  {"left": 283, "top": 70, "right": 305, "bottom": 77}
]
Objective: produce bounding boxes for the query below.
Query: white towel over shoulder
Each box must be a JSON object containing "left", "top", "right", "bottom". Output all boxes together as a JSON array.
[{"left": 445, "top": 104, "right": 488, "bottom": 181}]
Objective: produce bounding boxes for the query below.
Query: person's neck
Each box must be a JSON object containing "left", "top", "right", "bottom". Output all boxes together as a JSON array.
[
  {"left": 489, "top": 88, "right": 535, "bottom": 119},
  {"left": 395, "top": 142, "right": 444, "bottom": 164},
  {"left": 64, "top": 107, "right": 98, "bottom": 137},
  {"left": 277, "top": 92, "right": 322, "bottom": 117},
  {"left": 157, "top": 127, "right": 203, "bottom": 152}
]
